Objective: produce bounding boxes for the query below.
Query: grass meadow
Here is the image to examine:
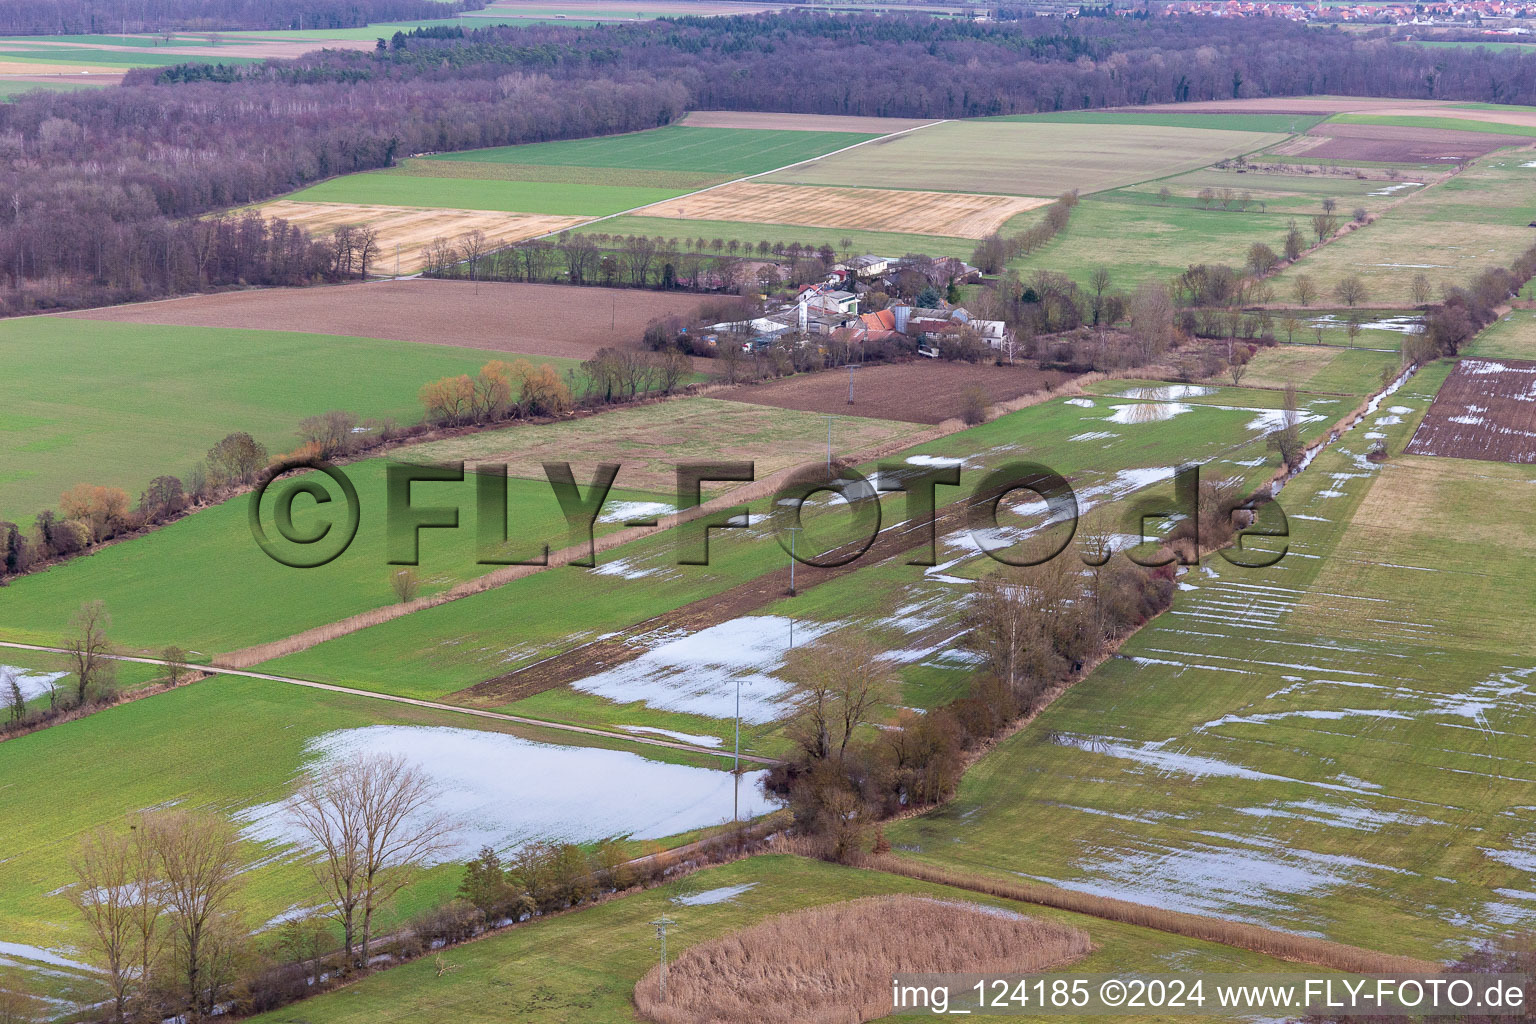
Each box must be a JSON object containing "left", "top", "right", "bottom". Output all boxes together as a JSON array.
[
  {"left": 885, "top": 360, "right": 1536, "bottom": 957},
  {"left": 254, "top": 386, "right": 1342, "bottom": 723},
  {"left": 1010, "top": 197, "right": 1294, "bottom": 290},
  {"left": 379, "top": 157, "right": 728, "bottom": 192},
  {"left": 1464, "top": 308, "right": 1536, "bottom": 359},
  {"left": 287, "top": 173, "right": 690, "bottom": 217},
  {"left": 426, "top": 125, "right": 880, "bottom": 176},
  {"left": 986, "top": 110, "right": 1327, "bottom": 133},
  {"left": 0, "top": 317, "right": 568, "bottom": 521},
  {"left": 245, "top": 855, "right": 1302, "bottom": 1024},
  {"left": 1270, "top": 152, "right": 1536, "bottom": 306},
  {"left": 0, "top": 673, "right": 741, "bottom": 985},
  {"left": 0, "top": 458, "right": 670, "bottom": 656}
]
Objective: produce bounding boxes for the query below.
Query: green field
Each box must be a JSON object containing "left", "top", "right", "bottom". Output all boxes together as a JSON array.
[
  {"left": 1328, "top": 112, "right": 1536, "bottom": 138},
  {"left": 0, "top": 672, "right": 741, "bottom": 987},
  {"left": 1112, "top": 165, "right": 1425, "bottom": 216},
  {"left": 1011, "top": 197, "right": 1294, "bottom": 290},
  {"left": 428, "top": 125, "right": 881, "bottom": 176},
  {"left": 1403, "top": 40, "right": 1536, "bottom": 53},
  {"left": 0, "top": 46, "right": 259, "bottom": 67},
  {"left": 380, "top": 157, "right": 727, "bottom": 191},
  {"left": 254, "top": 387, "right": 1337, "bottom": 718},
  {"left": 571, "top": 214, "right": 975, "bottom": 260},
  {"left": 247, "top": 855, "right": 1302, "bottom": 1024},
  {"left": 0, "top": 317, "right": 571, "bottom": 521},
  {"left": 0, "top": 457, "right": 669, "bottom": 656},
  {"left": 1464, "top": 308, "right": 1536, "bottom": 358},
  {"left": 763, "top": 120, "right": 1288, "bottom": 197},
  {"left": 988, "top": 110, "right": 1327, "bottom": 133},
  {"left": 287, "top": 173, "right": 689, "bottom": 216},
  {"left": 887, "top": 360, "right": 1536, "bottom": 958}
]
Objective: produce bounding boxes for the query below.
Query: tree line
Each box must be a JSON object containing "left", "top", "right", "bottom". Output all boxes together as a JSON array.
[
  {"left": 766, "top": 543, "right": 1176, "bottom": 863},
  {"left": 4, "top": 11, "right": 1536, "bottom": 311},
  {"left": 0, "top": 0, "right": 484, "bottom": 35}
]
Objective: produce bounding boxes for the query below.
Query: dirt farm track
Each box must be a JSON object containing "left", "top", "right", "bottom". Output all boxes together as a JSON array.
[
  {"left": 723, "top": 361, "right": 1074, "bottom": 424},
  {"left": 64, "top": 280, "right": 708, "bottom": 361}
]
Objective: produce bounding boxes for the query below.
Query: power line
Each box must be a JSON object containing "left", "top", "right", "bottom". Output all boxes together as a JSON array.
[{"left": 650, "top": 916, "right": 677, "bottom": 1000}]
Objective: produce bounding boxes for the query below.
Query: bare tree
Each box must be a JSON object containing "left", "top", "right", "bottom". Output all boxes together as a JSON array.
[
  {"left": 390, "top": 567, "right": 420, "bottom": 603},
  {"left": 784, "top": 636, "right": 897, "bottom": 763},
  {"left": 286, "top": 753, "right": 455, "bottom": 969},
  {"left": 1228, "top": 357, "right": 1248, "bottom": 386},
  {"left": 458, "top": 229, "right": 488, "bottom": 284},
  {"left": 3, "top": 667, "right": 23, "bottom": 724},
  {"left": 1129, "top": 281, "right": 1175, "bottom": 362},
  {"left": 0, "top": 984, "right": 41, "bottom": 1024},
  {"left": 143, "top": 809, "right": 245, "bottom": 1019},
  {"left": 68, "top": 823, "right": 165, "bottom": 1023},
  {"left": 1311, "top": 211, "right": 1338, "bottom": 244},
  {"left": 1411, "top": 273, "right": 1432, "bottom": 305},
  {"left": 161, "top": 646, "right": 190, "bottom": 688},
  {"left": 67, "top": 600, "right": 114, "bottom": 706},
  {"left": 1292, "top": 275, "right": 1317, "bottom": 307},
  {"left": 353, "top": 225, "right": 380, "bottom": 279},
  {"left": 1334, "top": 274, "right": 1368, "bottom": 308}
]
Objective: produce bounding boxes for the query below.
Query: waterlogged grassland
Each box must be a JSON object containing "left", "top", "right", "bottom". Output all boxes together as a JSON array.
[
  {"left": 1465, "top": 308, "right": 1536, "bottom": 359},
  {"left": 0, "top": 675, "right": 740, "bottom": 977},
  {"left": 887, "top": 361, "right": 1536, "bottom": 957},
  {"left": 571, "top": 214, "right": 975, "bottom": 260},
  {"left": 1270, "top": 153, "right": 1536, "bottom": 306},
  {"left": 256, "top": 388, "right": 1337, "bottom": 719},
  {"left": 0, "top": 459, "right": 669, "bottom": 655},
  {"left": 287, "top": 173, "right": 688, "bottom": 217},
  {"left": 0, "top": 317, "right": 559, "bottom": 521},
  {"left": 246, "top": 855, "right": 1302, "bottom": 1024},
  {"left": 428, "top": 126, "right": 880, "bottom": 176}
]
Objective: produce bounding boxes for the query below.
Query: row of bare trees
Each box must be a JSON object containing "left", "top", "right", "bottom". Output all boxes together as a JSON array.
[{"left": 66, "top": 752, "right": 452, "bottom": 1023}]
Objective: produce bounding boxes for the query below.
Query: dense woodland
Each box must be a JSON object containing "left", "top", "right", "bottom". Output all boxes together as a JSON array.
[
  {"left": 2, "top": 13, "right": 1536, "bottom": 311},
  {"left": 0, "top": 0, "right": 485, "bottom": 35}
]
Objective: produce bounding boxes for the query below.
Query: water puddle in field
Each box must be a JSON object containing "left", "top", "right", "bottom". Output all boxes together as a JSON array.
[
  {"left": 0, "top": 665, "right": 68, "bottom": 703},
  {"left": 238, "top": 725, "right": 774, "bottom": 860},
  {"left": 1106, "top": 402, "right": 1192, "bottom": 424},
  {"left": 1307, "top": 313, "right": 1425, "bottom": 334},
  {"left": 0, "top": 941, "right": 98, "bottom": 974},
  {"left": 673, "top": 882, "right": 758, "bottom": 906},
  {"left": 1115, "top": 385, "right": 1214, "bottom": 401},
  {"left": 621, "top": 725, "right": 723, "bottom": 747},
  {"left": 570, "top": 615, "right": 839, "bottom": 723},
  {"left": 1064, "top": 397, "right": 1096, "bottom": 408}
]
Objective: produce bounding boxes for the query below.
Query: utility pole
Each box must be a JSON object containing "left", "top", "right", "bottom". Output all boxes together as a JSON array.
[
  {"left": 822, "top": 413, "right": 834, "bottom": 467},
  {"left": 395, "top": 244, "right": 400, "bottom": 280},
  {"left": 732, "top": 675, "right": 741, "bottom": 823},
  {"left": 651, "top": 917, "right": 676, "bottom": 1000},
  {"left": 846, "top": 362, "right": 859, "bottom": 405},
  {"left": 786, "top": 526, "right": 801, "bottom": 596}
]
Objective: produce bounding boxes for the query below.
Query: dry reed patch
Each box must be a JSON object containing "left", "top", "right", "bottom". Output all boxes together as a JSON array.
[
  {"left": 634, "top": 182, "right": 1045, "bottom": 239},
  {"left": 254, "top": 201, "right": 588, "bottom": 274},
  {"left": 633, "top": 895, "right": 1090, "bottom": 1024},
  {"left": 678, "top": 110, "right": 940, "bottom": 134}
]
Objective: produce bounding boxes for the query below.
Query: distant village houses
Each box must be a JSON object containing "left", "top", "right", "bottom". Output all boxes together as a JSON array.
[{"left": 702, "top": 254, "right": 1008, "bottom": 358}]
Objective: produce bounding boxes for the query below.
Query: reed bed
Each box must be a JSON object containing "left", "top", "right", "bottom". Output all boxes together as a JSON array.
[{"left": 634, "top": 894, "right": 1090, "bottom": 1024}]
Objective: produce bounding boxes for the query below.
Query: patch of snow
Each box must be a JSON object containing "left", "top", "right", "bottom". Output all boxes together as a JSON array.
[
  {"left": 621, "top": 725, "right": 723, "bottom": 747},
  {"left": 571, "top": 616, "right": 838, "bottom": 723},
  {"left": 597, "top": 500, "right": 675, "bottom": 525}
]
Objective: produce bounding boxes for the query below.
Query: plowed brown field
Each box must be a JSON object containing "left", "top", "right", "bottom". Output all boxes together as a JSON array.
[
  {"left": 65, "top": 280, "right": 708, "bottom": 360},
  {"left": 1405, "top": 357, "right": 1536, "bottom": 463}
]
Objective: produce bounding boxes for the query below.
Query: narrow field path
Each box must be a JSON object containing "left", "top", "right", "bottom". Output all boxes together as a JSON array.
[{"left": 0, "top": 640, "right": 778, "bottom": 765}]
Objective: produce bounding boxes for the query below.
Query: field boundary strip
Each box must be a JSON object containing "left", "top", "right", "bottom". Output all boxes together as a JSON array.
[{"left": 0, "top": 640, "right": 777, "bottom": 765}]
